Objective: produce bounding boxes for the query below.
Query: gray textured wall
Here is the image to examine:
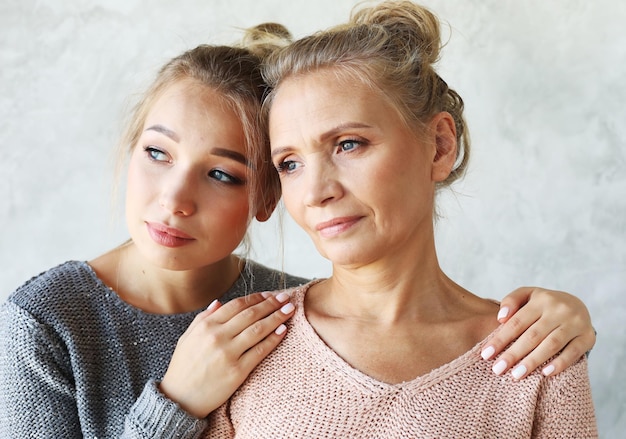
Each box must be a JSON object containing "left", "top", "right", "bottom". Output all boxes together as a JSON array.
[{"left": 1, "top": 0, "right": 624, "bottom": 435}]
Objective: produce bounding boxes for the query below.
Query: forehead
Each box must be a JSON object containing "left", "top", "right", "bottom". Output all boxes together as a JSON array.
[
  {"left": 268, "top": 70, "right": 403, "bottom": 144},
  {"left": 146, "top": 79, "right": 247, "bottom": 152}
]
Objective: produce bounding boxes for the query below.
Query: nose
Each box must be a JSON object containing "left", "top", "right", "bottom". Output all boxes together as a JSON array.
[
  {"left": 303, "top": 159, "right": 343, "bottom": 207},
  {"left": 159, "top": 170, "right": 197, "bottom": 217}
]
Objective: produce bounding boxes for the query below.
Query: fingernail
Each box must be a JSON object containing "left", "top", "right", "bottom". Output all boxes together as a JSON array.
[
  {"left": 492, "top": 360, "right": 507, "bottom": 375},
  {"left": 275, "top": 292, "right": 290, "bottom": 303},
  {"left": 206, "top": 299, "right": 219, "bottom": 311},
  {"left": 261, "top": 291, "right": 271, "bottom": 299},
  {"left": 497, "top": 306, "right": 509, "bottom": 321},
  {"left": 274, "top": 324, "right": 287, "bottom": 335},
  {"left": 542, "top": 364, "right": 555, "bottom": 376},
  {"left": 280, "top": 303, "right": 295, "bottom": 314},
  {"left": 481, "top": 346, "right": 496, "bottom": 360},
  {"left": 511, "top": 364, "right": 527, "bottom": 380}
]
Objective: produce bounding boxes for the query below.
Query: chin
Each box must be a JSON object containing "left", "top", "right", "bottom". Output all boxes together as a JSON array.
[{"left": 322, "top": 250, "right": 372, "bottom": 268}]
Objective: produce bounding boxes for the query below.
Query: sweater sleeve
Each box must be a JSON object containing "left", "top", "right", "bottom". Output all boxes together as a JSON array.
[
  {"left": 0, "top": 302, "right": 83, "bottom": 438},
  {"left": 122, "top": 379, "right": 208, "bottom": 439},
  {"left": 531, "top": 356, "right": 598, "bottom": 438}
]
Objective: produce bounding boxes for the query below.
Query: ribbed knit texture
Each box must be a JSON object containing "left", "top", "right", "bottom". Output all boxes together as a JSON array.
[
  {"left": 209, "top": 282, "right": 598, "bottom": 439},
  {"left": 0, "top": 260, "right": 308, "bottom": 438}
]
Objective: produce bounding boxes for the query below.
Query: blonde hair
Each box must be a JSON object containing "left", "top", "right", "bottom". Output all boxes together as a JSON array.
[
  {"left": 262, "top": 0, "right": 470, "bottom": 187},
  {"left": 116, "top": 27, "right": 292, "bottom": 229}
]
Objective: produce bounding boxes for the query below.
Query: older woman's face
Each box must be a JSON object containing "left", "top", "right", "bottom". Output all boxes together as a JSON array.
[{"left": 268, "top": 71, "right": 445, "bottom": 267}]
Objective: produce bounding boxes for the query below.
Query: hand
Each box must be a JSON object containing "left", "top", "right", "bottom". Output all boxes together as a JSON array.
[
  {"left": 158, "top": 291, "right": 295, "bottom": 418},
  {"left": 480, "top": 287, "right": 595, "bottom": 380}
]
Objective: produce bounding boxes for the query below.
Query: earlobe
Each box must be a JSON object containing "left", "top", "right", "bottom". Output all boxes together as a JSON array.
[
  {"left": 255, "top": 190, "right": 280, "bottom": 222},
  {"left": 430, "top": 112, "right": 458, "bottom": 182}
]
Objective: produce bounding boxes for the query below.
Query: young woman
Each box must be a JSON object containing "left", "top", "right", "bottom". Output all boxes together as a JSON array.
[
  {"left": 0, "top": 37, "right": 306, "bottom": 438},
  {"left": 1, "top": 18, "right": 594, "bottom": 439},
  {"left": 208, "top": 2, "right": 597, "bottom": 437}
]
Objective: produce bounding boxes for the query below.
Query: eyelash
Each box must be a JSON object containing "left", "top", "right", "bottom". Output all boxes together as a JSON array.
[
  {"left": 209, "top": 169, "right": 244, "bottom": 185},
  {"left": 274, "top": 138, "right": 367, "bottom": 174},
  {"left": 275, "top": 160, "right": 297, "bottom": 174},
  {"left": 145, "top": 146, "right": 169, "bottom": 162},
  {"left": 143, "top": 147, "right": 244, "bottom": 185}
]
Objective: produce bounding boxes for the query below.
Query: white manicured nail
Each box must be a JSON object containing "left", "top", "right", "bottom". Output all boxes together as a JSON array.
[
  {"left": 206, "top": 299, "right": 219, "bottom": 311},
  {"left": 274, "top": 324, "right": 287, "bottom": 335},
  {"left": 497, "top": 307, "right": 509, "bottom": 321},
  {"left": 481, "top": 346, "right": 496, "bottom": 360},
  {"left": 542, "top": 364, "right": 555, "bottom": 376},
  {"left": 280, "top": 303, "right": 295, "bottom": 314},
  {"left": 492, "top": 360, "right": 507, "bottom": 375},
  {"left": 511, "top": 365, "right": 527, "bottom": 380},
  {"left": 276, "top": 292, "right": 290, "bottom": 303}
]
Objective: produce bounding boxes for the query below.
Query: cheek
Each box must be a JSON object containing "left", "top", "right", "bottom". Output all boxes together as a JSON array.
[
  {"left": 279, "top": 181, "right": 303, "bottom": 221},
  {"left": 125, "top": 159, "right": 151, "bottom": 208},
  {"left": 209, "top": 192, "right": 252, "bottom": 229}
]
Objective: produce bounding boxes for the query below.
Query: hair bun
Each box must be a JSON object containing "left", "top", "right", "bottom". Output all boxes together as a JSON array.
[
  {"left": 351, "top": 0, "right": 441, "bottom": 65},
  {"left": 242, "top": 22, "right": 293, "bottom": 59}
]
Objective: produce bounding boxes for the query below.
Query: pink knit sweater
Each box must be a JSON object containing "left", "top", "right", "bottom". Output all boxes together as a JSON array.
[{"left": 208, "top": 282, "right": 598, "bottom": 438}]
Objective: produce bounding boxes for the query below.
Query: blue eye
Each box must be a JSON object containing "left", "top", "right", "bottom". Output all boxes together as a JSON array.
[
  {"left": 145, "top": 147, "right": 169, "bottom": 162},
  {"left": 338, "top": 139, "right": 361, "bottom": 152},
  {"left": 209, "top": 169, "right": 243, "bottom": 185},
  {"left": 276, "top": 160, "right": 299, "bottom": 174}
]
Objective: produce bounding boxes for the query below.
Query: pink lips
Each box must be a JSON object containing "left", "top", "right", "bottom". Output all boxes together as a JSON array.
[
  {"left": 315, "top": 216, "right": 361, "bottom": 238},
  {"left": 146, "top": 222, "right": 195, "bottom": 248}
]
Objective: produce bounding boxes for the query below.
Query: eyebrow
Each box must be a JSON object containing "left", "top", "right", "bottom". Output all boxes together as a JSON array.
[
  {"left": 319, "top": 122, "right": 372, "bottom": 143},
  {"left": 145, "top": 124, "right": 180, "bottom": 142},
  {"left": 145, "top": 125, "right": 251, "bottom": 167},
  {"left": 271, "top": 122, "right": 373, "bottom": 159},
  {"left": 211, "top": 147, "right": 251, "bottom": 168}
]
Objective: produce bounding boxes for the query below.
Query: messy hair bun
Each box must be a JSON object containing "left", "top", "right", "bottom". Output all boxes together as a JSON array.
[
  {"left": 350, "top": 0, "right": 441, "bottom": 66},
  {"left": 241, "top": 22, "right": 293, "bottom": 60}
]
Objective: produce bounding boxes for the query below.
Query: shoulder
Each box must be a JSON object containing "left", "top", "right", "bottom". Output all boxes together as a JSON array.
[
  {"left": 537, "top": 355, "right": 593, "bottom": 396},
  {"left": 221, "top": 259, "right": 310, "bottom": 301},
  {"left": 532, "top": 355, "right": 597, "bottom": 435},
  {"left": 4, "top": 260, "right": 107, "bottom": 325}
]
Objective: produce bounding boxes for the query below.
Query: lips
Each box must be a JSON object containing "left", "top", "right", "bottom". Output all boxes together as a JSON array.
[
  {"left": 315, "top": 216, "right": 362, "bottom": 238},
  {"left": 146, "top": 222, "right": 195, "bottom": 247}
]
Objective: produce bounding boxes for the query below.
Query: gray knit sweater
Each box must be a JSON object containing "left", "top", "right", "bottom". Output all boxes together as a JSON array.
[{"left": 0, "top": 260, "right": 308, "bottom": 438}]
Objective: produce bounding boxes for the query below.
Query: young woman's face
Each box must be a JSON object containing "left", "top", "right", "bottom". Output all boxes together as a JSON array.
[
  {"left": 268, "top": 71, "right": 440, "bottom": 267},
  {"left": 126, "top": 79, "right": 252, "bottom": 270}
]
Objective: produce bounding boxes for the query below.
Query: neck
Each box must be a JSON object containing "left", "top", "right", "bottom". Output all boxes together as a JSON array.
[
  {"left": 90, "top": 242, "right": 242, "bottom": 314},
  {"left": 310, "top": 240, "right": 468, "bottom": 325}
]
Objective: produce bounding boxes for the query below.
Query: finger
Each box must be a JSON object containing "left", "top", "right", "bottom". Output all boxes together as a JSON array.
[
  {"left": 182, "top": 300, "right": 223, "bottom": 336},
  {"left": 540, "top": 330, "right": 596, "bottom": 377},
  {"left": 484, "top": 312, "right": 557, "bottom": 376},
  {"left": 236, "top": 302, "right": 295, "bottom": 350},
  {"left": 480, "top": 309, "right": 539, "bottom": 361},
  {"left": 233, "top": 298, "right": 295, "bottom": 351},
  {"left": 207, "top": 292, "right": 269, "bottom": 324},
  {"left": 183, "top": 293, "right": 268, "bottom": 340},
  {"left": 216, "top": 291, "right": 292, "bottom": 338},
  {"left": 205, "top": 299, "right": 221, "bottom": 315},
  {"left": 238, "top": 322, "right": 289, "bottom": 373},
  {"left": 497, "top": 287, "right": 534, "bottom": 323},
  {"left": 195, "top": 299, "right": 222, "bottom": 322},
  {"left": 494, "top": 325, "right": 569, "bottom": 379}
]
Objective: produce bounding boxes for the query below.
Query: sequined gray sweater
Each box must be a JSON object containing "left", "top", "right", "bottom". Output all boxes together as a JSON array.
[{"left": 0, "top": 260, "right": 308, "bottom": 438}]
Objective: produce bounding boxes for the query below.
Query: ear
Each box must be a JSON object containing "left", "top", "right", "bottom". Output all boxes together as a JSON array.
[
  {"left": 429, "top": 112, "right": 458, "bottom": 182},
  {"left": 254, "top": 189, "right": 280, "bottom": 222}
]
